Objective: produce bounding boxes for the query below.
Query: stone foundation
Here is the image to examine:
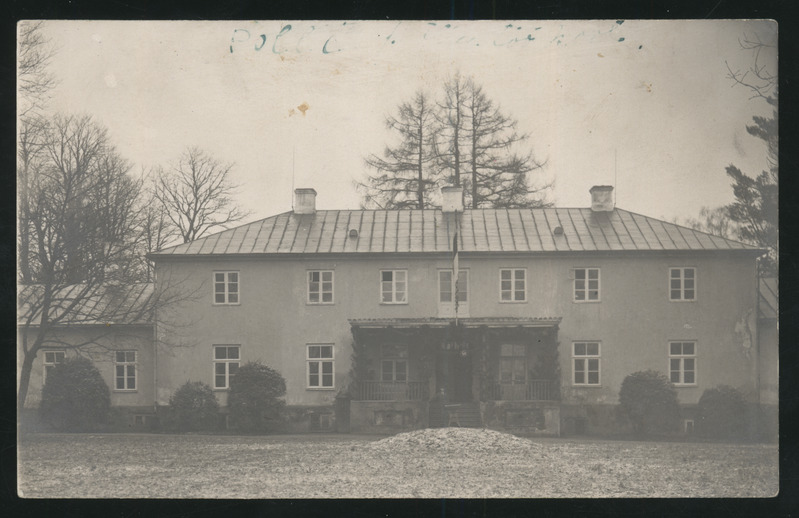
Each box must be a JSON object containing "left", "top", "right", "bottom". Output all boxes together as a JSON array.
[
  {"left": 350, "top": 400, "right": 428, "bottom": 434},
  {"left": 481, "top": 401, "right": 560, "bottom": 436}
]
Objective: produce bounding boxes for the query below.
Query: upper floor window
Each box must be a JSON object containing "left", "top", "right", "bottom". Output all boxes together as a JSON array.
[
  {"left": 214, "top": 271, "right": 239, "bottom": 304},
  {"left": 573, "top": 268, "right": 600, "bottom": 302},
  {"left": 308, "top": 270, "right": 334, "bottom": 304},
  {"left": 573, "top": 342, "right": 600, "bottom": 385},
  {"left": 114, "top": 351, "right": 137, "bottom": 391},
  {"left": 500, "top": 268, "right": 526, "bottom": 302},
  {"left": 439, "top": 269, "right": 468, "bottom": 303},
  {"left": 307, "top": 344, "right": 334, "bottom": 389},
  {"left": 213, "top": 345, "right": 240, "bottom": 389},
  {"left": 670, "top": 268, "right": 696, "bottom": 301},
  {"left": 669, "top": 341, "right": 696, "bottom": 385},
  {"left": 43, "top": 350, "right": 65, "bottom": 386},
  {"left": 381, "top": 270, "right": 407, "bottom": 304}
]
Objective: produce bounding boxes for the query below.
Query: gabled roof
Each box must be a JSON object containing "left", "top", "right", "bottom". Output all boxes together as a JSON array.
[
  {"left": 759, "top": 277, "right": 778, "bottom": 320},
  {"left": 17, "top": 283, "right": 155, "bottom": 326},
  {"left": 151, "top": 208, "right": 761, "bottom": 257}
]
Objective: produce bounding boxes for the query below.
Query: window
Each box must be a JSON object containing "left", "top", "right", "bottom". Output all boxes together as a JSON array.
[
  {"left": 43, "top": 350, "right": 65, "bottom": 386},
  {"left": 573, "top": 342, "right": 600, "bottom": 385},
  {"left": 669, "top": 341, "right": 696, "bottom": 385},
  {"left": 214, "top": 271, "right": 239, "bottom": 304},
  {"left": 308, "top": 270, "right": 334, "bottom": 304},
  {"left": 670, "top": 268, "right": 696, "bottom": 301},
  {"left": 380, "top": 270, "right": 407, "bottom": 304},
  {"left": 573, "top": 268, "right": 600, "bottom": 302},
  {"left": 115, "top": 351, "right": 136, "bottom": 391},
  {"left": 381, "top": 360, "right": 408, "bottom": 382},
  {"left": 499, "top": 344, "right": 527, "bottom": 384},
  {"left": 439, "top": 269, "right": 468, "bottom": 303},
  {"left": 500, "top": 269, "right": 527, "bottom": 302},
  {"left": 213, "top": 345, "right": 240, "bottom": 389},
  {"left": 307, "top": 344, "right": 334, "bottom": 389},
  {"left": 381, "top": 344, "right": 408, "bottom": 381}
]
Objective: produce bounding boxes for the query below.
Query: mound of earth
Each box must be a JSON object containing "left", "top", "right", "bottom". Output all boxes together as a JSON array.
[{"left": 367, "top": 427, "right": 542, "bottom": 454}]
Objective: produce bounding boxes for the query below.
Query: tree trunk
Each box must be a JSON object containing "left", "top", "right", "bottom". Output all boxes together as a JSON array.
[
  {"left": 18, "top": 347, "right": 37, "bottom": 418},
  {"left": 417, "top": 121, "right": 424, "bottom": 209}
]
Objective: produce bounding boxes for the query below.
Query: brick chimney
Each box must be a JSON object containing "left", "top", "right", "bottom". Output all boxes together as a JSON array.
[
  {"left": 294, "top": 188, "right": 317, "bottom": 215},
  {"left": 589, "top": 185, "right": 614, "bottom": 212},
  {"left": 441, "top": 186, "right": 464, "bottom": 213}
]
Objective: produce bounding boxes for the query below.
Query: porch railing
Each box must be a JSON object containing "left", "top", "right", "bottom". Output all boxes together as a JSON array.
[
  {"left": 356, "top": 381, "right": 427, "bottom": 401},
  {"left": 485, "top": 380, "right": 559, "bottom": 401}
]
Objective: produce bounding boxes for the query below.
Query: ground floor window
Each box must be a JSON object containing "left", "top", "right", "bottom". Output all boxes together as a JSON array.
[
  {"left": 669, "top": 341, "right": 696, "bottom": 385},
  {"left": 43, "top": 350, "right": 65, "bottom": 386},
  {"left": 213, "top": 345, "right": 240, "bottom": 389},
  {"left": 573, "top": 342, "right": 600, "bottom": 385},
  {"left": 307, "top": 344, "right": 334, "bottom": 389},
  {"left": 381, "top": 359, "right": 407, "bottom": 382},
  {"left": 115, "top": 350, "right": 137, "bottom": 391}
]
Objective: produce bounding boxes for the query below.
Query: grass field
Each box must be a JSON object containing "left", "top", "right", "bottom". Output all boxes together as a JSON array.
[{"left": 17, "top": 429, "right": 778, "bottom": 498}]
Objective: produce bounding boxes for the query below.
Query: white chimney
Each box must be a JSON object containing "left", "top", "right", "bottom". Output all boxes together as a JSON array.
[
  {"left": 441, "top": 186, "right": 464, "bottom": 213},
  {"left": 294, "top": 188, "right": 317, "bottom": 215},
  {"left": 589, "top": 185, "right": 614, "bottom": 212}
]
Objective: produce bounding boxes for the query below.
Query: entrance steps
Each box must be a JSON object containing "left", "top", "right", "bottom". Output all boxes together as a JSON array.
[{"left": 429, "top": 401, "right": 483, "bottom": 428}]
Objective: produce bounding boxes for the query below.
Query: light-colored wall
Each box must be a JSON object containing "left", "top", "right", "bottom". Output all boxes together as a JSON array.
[
  {"left": 758, "top": 319, "right": 778, "bottom": 406},
  {"left": 154, "top": 251, "right": 760, "bottom": 407},
  {"left": 18, "top": 325, "right": 155, "bottom": 409}
]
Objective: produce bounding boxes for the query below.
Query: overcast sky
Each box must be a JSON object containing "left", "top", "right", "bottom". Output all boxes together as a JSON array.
[{"left": 36, "top": 19, "right": 776, "bottom": 224}]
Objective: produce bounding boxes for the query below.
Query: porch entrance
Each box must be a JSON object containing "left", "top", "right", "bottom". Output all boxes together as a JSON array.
[{"left": 437, "top": 348, "right": 473, "bottom": 402}]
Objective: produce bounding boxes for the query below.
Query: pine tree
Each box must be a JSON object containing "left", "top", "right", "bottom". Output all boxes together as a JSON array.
[{"left": 358, "top": 91, "right": 439, "bottom": 209}]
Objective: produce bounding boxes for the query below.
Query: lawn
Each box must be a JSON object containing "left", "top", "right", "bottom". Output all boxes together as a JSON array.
[{"left": 17, "top": 428, "right": 778, "bottom": 498}]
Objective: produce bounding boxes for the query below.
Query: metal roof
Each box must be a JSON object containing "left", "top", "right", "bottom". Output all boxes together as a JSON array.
[
  {"left": 18, "top": 283, "right": 155, "bottom": 326},
  {"left": 152, "top": 208, "right": 761, "bottom": 257},
  {"left": 759, "top": 277, "right": 778, "bottom": 320}
]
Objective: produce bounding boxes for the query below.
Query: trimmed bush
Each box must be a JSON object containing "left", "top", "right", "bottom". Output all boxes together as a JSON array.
[
  {"left": 40, "top": 356, "right": 110, "bottom": 432},
  {"left": 697, "top": 385, "right": 747, "bottom": 440},
  {"left": 228, "top": 362, "right": 286, "bottom": 433},
  {"left": 618, "top": 370, "right": 681, "bottom": 436},
  {"left": 168, "top": 381, "right": 220, "bottom": 432}
]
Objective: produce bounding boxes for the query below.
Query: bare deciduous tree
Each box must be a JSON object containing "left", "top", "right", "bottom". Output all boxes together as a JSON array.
[
  {"left": 681, "top": 206, "right": 737, "bottom": 239},
  {"left": 17, "top": 21, "right": 57, "bottom": 119},
  {"left": 154, "top": 147, "right": 249, "bottom": 243},
  {"left": 358, "top": 91, "right": 439, "bottom": 209},
  {"left": 15, "top": 114, "right": 190, "bottom": 411},
  {"left": 18, "top": 21, "right": 57, "bottom": 284}
]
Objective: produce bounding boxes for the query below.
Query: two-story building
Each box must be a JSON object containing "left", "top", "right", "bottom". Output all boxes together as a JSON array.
[{"left": 146, "top": 185, "right": 771, "bottom": 436}]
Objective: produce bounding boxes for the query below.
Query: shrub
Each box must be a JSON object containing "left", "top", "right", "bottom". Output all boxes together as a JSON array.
[
  {"left": 618, "top": 370, "right": 681, "bottom": 436},
  {"left": 40, "top": 356, "right": 110, "bottom": 432},
  {"left": 228, "top": 362, "right": 286, "bottom": 433},
  {"left": 168, "top": 381, "right": 220, "bottom": 432},
  {"left": 697, "top": 385, "right": 747, "bottom": 440}
]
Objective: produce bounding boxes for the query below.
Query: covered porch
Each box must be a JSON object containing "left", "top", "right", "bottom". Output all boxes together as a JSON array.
[{"left": 348, "top": 317, "right": 561, "bottom": 433}]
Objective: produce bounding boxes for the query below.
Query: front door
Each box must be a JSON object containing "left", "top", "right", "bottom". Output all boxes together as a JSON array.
[{"left": 436, "top": 348, "right": 473, "bottom": 402}]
